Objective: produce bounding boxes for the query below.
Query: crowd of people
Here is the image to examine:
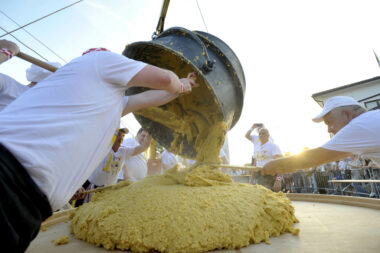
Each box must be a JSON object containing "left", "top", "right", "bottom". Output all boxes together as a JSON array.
[{"left": 277, "top": 157, "right": 379, "bottom": 197}]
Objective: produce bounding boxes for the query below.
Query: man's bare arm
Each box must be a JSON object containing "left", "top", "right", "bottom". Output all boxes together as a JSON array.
[
  {"left": 122, "top": 164, "right": 129, "bottom": 181},
  {"left": 245, "top": 123, "right": 258, "bottom": 141},
  {"left": 131, "top": 134, "right": 152, "bottom": 156},
  {"left": 122, "top": 90, "right": 178, "bottom": 116},
  {"left": 245, "top": 129, "right": 253, "bottom": 141},
  {"left": 262, "top": 147, "right": 351, "bottom": 175},
  {"left": 127, "top": 66, "right": 198, "bottom": 94}
]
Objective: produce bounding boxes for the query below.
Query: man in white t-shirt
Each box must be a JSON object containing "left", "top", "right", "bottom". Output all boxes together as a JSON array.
[
  {"left": 0, "top": 62, "right": 61, "bottom": 111},
  {"left": 0, "top": 74, "right": 28, "bottom": 111},
  {"left": 121, "top": 128, "right": 150, "bottom": 182},
  {"left": 254, "top": 128, "right": 282, "bottom": 189},
  {"left": 245, "top": 123, "right": 265, "bottom": 166},
  {"left": 245, "top": 123, "right": 274, "bottom": 183},
  {"left": 263, "top": 96, "right": 380, "bottom": 176},
  {"left": 0, "top": 40, "right": 199, "bottom": 252},
  {"left": 88, "top": 128, "right": 151, "bottom": 187}
]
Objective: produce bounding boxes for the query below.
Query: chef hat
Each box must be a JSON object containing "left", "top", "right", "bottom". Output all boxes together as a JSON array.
[{"left": 26, "top": 62, "right": 62, "bottom": 82}]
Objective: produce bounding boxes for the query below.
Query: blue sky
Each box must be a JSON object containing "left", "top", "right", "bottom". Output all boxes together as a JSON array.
[{"left": 1, "top": 0, "right": 380, "bottom": 164}]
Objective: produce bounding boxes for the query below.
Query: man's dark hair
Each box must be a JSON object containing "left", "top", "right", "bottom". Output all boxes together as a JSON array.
[
  {"left": 119, "top": 128, "right": 128, "bottom": 134},
  {"left": 137, "top": 128, "right": 146, "bottom": 135}
]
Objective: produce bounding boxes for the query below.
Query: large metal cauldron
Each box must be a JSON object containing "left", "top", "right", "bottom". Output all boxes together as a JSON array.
[{"left": 123, "top": 27, "right": 245, "bottom": 159}]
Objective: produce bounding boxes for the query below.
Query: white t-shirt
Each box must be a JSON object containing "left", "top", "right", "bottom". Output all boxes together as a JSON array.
[
  {"left": 249, "top": 133, "right": 274, "bottom": 159},
  {"left": 0, "top": 51, "right": 146, "bottom": 210},
  {"left": 255, "top": 141, "right": 282, "bottom": 167},
  {"left": 88, "top": 146, "right": 134, "bottom": 187},
  {"left": 0, "top": 73, "right": 29, "bottom": 111},
  {"left": 338, "top": 160, "right": 347, "bottom": 170},
  {"left": 322, "top": 110, "right": 380, "bottom": 167},
  {"left": 122, "top": 137, "right": 148, "bottom": 182}
]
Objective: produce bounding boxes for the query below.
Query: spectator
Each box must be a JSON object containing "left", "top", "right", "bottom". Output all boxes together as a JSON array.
[
  {"left": 121, "top": 128, "right": 150, "bottom": 182},
  {"left": 254, "top": 128, "right": 282, "bottom": 190},
  {"left": 75, "top": 128, "right": 151, "bottom": 204},
  {"left": 326, "top": 161, "right": 338, "bottom": 194},
  {"left": 311, "top": 167, "right": 319, "bottom": 194},
  {"left": 363, "top": 159, "right": 378, "bottom": 198},
  {"left": 89, "top": 128, "right": 151, "bottom": 187},
  {"left": 245, "top": 123, "right": 272, "bottom": 183},
  {"left": 348, "top": 155, "right": 367, "bottom": 197},
  {"left": 245, "top": 123, "right": 273, "bottom": 166},
  {"left": 0, "top": 40, "right": 199, "bottom": 252},
  {"left": 338, "top": 158, "right": 348, "bottom": 171}
]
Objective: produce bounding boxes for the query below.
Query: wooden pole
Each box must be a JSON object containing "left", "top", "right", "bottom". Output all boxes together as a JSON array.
[
  {"left": 82, "top": 180, "right": 132, "bottom": 195},
  {"left": 16, "top": 51, "right": 58, "bottom": 72},
  {"left": 190, "top": 162, "right": 262, "bottom": 172},
  {"left": 149, "top": 140, "right": 157, "bottom": 159},
  {"left": 329, "top": 179, "right": 380, "bottom": 183}
]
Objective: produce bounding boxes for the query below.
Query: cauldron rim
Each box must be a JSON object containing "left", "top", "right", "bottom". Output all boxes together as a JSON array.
[{"left": 124, "top": 40, "right": 226, "bottom": 123}]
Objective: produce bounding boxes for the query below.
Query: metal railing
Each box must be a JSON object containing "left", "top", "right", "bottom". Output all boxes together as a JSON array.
[{"left": 230, "top": 167, "right": 380, "bottom": 198}]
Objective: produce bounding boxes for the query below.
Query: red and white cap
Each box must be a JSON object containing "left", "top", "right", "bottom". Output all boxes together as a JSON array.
[
  {"left": 312, "top": 96, "right": 361, "bottom": 123},
  {"left": 82, "top": 47, "right": 110, "bottom": 55}
]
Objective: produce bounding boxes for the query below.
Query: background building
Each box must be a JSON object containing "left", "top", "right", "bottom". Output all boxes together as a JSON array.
[{"left": 312, "top": 76, "right": 380, "bottom": 110}]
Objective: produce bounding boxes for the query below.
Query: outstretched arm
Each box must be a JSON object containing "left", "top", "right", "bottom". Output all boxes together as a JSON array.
[
  {"left": 262, "top": 147, "right": 351, "bottom": 175},
  {"left": 245, "top": 123, "right": 259, "bottom": 141},
  {"left": 127, "top": 66, "right": 198, "bottom": 94},
  {"left": 131, "top": 134, "right": 152, "bottom": 156},
  {"left": 122, "top": 89, "right": 178, "bottom": 116},
  {"left": 122, "top": 164, "right": 129, "bottom": 181},
  {"left": 123, "top": 72, "right": 199, "bottom": 115}
]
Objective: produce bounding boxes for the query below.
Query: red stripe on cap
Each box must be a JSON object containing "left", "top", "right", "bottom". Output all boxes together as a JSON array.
[
  {"left": 0, "top": 48, "right": 13, "bottom": 59},
  {"left": 82, "top": 47, "right": 110, "bottom": 55}
]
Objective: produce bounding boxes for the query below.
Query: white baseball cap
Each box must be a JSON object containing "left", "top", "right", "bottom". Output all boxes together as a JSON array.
[
  {"left": 26, "top": 62, "right": 62, "bottom": 82},
  {"left": 312, "top": 96, "right": 361, "bottom": 123}
]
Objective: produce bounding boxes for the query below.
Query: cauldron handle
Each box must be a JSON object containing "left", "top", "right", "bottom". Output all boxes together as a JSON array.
[{"left": 155, "top": 27, "right": 216, "bottom": 73}]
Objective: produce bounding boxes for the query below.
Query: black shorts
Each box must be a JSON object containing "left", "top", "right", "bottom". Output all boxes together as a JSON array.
[{"left": 0, "top": 143, "right": 52, "bottom": 252}]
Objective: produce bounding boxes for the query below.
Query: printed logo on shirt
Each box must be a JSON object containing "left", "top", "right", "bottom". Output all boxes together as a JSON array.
[
  {"left": 257, "top": 150, "right": 269, "bottom": 161},
  {"left": 102, "top": 153, "right": 123, "bottom": 175}
]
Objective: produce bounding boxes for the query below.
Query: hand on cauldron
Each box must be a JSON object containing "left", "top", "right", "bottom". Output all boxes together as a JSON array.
[{"left": 179, "top": 72, "right": 199, "bottom": 94}]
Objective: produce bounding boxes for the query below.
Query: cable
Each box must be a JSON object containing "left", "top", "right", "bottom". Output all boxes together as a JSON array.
[
  {"left": 0, "top": 0, "right": 83, "bottom": 38},
  {"left": 195, "top": 0, "right": 208, "bottom": 32},
  {"left": 0, "top": 10, "right": 67, "bottom": 63},
  {"left": 0, "top": 26, "right": 49, "bottom": 61},
  {"left": 373, "top": 49, "right": 380, "bottom": 70}
]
